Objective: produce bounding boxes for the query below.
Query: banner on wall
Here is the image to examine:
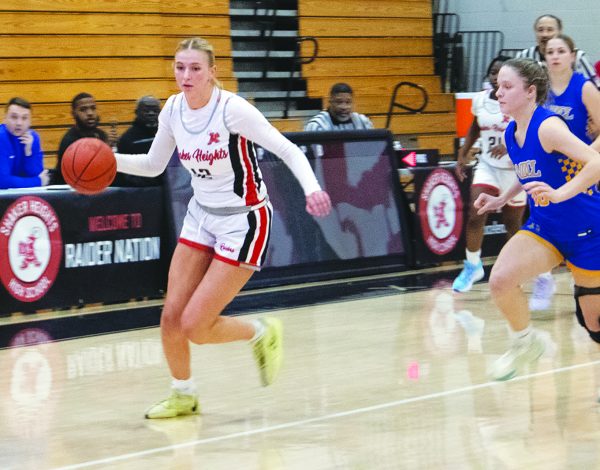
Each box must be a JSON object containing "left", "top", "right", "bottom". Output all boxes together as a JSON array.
[
  {"left": 412, "top": 166, "right": 468, "bottom": 264},
  {"left": 411, "top": 164, "right": 509, "bottom": 265},
  {"left": 0, "top": 187, "right": 167, "bottom": 313},
  {"left": 163, "top": 130, "right": 413, "bottom": 287}
]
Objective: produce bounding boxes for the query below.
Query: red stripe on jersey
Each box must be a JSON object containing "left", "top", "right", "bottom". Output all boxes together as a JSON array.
[
  {"left": 239, "top": 136, "right": 260, "bottom": 205},
  {"left": 249, "top": 205, "right": 269, "bottom": 265}
]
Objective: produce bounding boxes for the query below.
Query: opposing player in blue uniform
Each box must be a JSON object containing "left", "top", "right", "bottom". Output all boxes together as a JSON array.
[
  {"left": 545, "top": 34, "right": 600, "bottom": 147},
  {"left": 526, "top": 34, "right": 600, "bottom": 310},
  {"left": 474, "top": 58, "right": 600, "bottom": 381}
]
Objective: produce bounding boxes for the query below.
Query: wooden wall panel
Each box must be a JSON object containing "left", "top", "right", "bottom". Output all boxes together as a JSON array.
[
  {"left": 2, "top": 0, "right": 230, "bottom": 14},
  {"left": 299, "top": 0, "right": 431, "bottom": 18},
  {"left": 306, "top": 76, "right": 442, "bottom": 97},
  {"left": 0, "top": 79, "right": 237, "bottom": 104},
  {"left": 0, "top": 58, "right": 234, "bottom": 82},
  {"left": 0, "top": 12, "right": 230, "bottom": 35},
  {"left": 299, "top": 18, "right": 432, "bottom": 37},
  {"left": 0, "top": 35, "right": 232, "bottom": 58},
  {"left": 302, "top": 58, "right": 434, "bottom": 77},
  {"left": 301, "top": 38, "right": 433, "bottom": 58}
]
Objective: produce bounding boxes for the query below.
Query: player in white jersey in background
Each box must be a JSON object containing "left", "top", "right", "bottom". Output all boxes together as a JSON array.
[
  {"left": 453, "top": 56, "right": 527, "bottom": 293},
  {"left": 115, "top": 37, "right": 332, "bottom": 419}
]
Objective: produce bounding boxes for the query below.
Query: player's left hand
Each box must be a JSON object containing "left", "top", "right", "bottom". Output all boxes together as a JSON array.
[
  {"left": 523, "top": 181, "right": 561, "bottom": 204},
  {"left": 306, "top": 190, "right": 332, "bottom": 217}
]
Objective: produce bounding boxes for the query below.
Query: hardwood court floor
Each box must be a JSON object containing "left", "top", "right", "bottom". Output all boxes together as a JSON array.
[{"left": 2, "top": 271, "right": 600, "bottom": 469}]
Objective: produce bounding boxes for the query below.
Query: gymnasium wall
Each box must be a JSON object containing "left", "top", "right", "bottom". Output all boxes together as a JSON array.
[{"left": 447, "top": 0, "right": 599, "bottom": 62}]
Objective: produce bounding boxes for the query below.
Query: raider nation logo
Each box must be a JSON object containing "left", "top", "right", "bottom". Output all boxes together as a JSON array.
[
  {"left": 0, "top": 196, "right": 62, "bottom": 302},
  {"left": 418, "top": 169, "right": 463, "bottom": 255}
]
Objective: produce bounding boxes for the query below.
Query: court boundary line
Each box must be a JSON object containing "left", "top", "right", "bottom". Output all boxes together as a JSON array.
[{"left": 54, "top": 358, "right": 600, "bottom": 469}]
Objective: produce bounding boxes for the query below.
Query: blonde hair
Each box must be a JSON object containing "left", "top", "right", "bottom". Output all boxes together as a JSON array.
[{"left": 175, "top": 37, "right": 222, "bottom": 88}]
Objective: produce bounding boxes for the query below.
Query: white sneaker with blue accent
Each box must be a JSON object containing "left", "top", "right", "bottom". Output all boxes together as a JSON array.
[
  {"left": 489, "top": 331, "right": 545, "bottom": 381},
  {"left": 452, "top": 260, "right": 485, "bottom": 293},
  {"left": 529, "top": 274, "right": 556, "bottom": 311}
]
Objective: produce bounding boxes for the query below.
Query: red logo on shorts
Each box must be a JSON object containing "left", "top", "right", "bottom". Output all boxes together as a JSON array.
[
  {"left": 0, "top": 196, "right": 62, "bottom": 302},
  {"left": 219, "top": 243, "right": 235, "bottom": 253}
]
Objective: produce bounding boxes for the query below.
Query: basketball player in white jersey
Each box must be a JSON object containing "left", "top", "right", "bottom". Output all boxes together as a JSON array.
[
  {"left": 115, "top": 37, "right": 332, "bottom": 419},
  {"left": 453, "top": 56, "right": 527, "bottom": 293}
]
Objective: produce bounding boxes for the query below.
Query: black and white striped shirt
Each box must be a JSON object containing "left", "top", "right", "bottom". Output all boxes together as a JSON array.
[
  {"left": 516, "top": 46, "right": 600, "bottom": 88},
  {"left": 304, "top": 111, "right": 374, "bottom": 132}
]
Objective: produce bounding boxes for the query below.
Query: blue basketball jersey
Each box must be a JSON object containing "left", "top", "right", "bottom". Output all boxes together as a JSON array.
[
  {"left": 545, "top": 72, "right": 591, "bottom": 144},
  {"left": 505, "top": 106, "right": 600, "bottom": 240}
]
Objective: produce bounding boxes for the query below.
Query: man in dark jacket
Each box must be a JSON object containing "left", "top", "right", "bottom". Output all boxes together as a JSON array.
[
  {"left": 112, "top": 95, "right": 162, "bottom": 186},
  {"left": 51, "top": 92, "right": 109, "bottom": 185}
]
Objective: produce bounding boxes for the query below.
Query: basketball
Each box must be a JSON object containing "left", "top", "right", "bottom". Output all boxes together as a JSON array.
[{"left": 61, "top": 138, "right": 116, "bottom": 195}]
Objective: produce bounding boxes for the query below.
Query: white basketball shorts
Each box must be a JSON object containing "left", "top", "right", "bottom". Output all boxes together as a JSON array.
[
  {"left": 179, "top": 198, "right": 273, "bottom": 270},
  {"left": 472, "top": 159, "right": 526, "bottom": 207}
]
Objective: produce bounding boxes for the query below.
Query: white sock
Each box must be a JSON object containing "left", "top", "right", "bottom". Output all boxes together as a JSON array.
[
  {"left": 172, "top": 377, "right": 196, "bottom": 395},
  {"left": 249, "top": 319, "right": 265, "bottom": 343},
  {"left": 538, "top": 271, "right": 552, "bottom": 279},
  {"left": 509, "top": 325, "right": 532, "bottom": 343},
  {"left": 466, "top": 249, "right": 481, "bottom": 265}
]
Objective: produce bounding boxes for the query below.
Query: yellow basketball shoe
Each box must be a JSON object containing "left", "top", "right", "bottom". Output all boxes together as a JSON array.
[
  {"left": 252, "top": 318, "right": 283, "bottom": 386},
  {"left": 145, "top": 391, "right": 200, "bottom": 419}
]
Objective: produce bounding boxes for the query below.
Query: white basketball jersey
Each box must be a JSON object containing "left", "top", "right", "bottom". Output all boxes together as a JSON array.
[
  {"left": 167, "top": 88, "right": 267, "bottom": 208},
  {"left": 471, "top": 90, "right": 512, "bottom": 169}
]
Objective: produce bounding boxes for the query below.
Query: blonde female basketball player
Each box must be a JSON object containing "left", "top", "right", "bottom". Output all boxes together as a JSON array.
[
  {"left": 453, "top": 55, "right": 526, "bottom": 294},
  {"left": 115, "top": 37, "right": 331, "bottom": 418}
]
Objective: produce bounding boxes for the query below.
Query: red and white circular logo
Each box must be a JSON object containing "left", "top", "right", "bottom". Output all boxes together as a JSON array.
[
  {"left": 418, "top": 169, "right": 463, "bottom": 255},
  {"left": 0, "top": 196, "right": 62, "bottom": 302}
]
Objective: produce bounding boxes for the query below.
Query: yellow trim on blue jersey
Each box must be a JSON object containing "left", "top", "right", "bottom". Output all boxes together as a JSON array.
[
  {"left": 565, "top": 261, "right": 600, "bottom": 276},
  {"left": 518, "top": 230, "right": 564, "bottom": 261}
]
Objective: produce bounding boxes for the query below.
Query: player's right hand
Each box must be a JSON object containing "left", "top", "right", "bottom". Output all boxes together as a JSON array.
[
  {"left": 474, "top": 193, "right": 503, "bottom": 215},
  {"left": 306, "top": 190, "right": 331, "bottom": 217}
]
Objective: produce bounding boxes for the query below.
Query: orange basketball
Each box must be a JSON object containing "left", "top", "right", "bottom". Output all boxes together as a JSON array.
[{"left": 61, "top": 138, "right": 116, "bottom": 195}]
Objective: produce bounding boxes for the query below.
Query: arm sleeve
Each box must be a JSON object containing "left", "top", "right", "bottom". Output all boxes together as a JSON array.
[
  {"left": 225, "top": 95, "right": 322, "bottom": 195},
  {"left": 115, "top": 97, "right": 177, "bottom": 177}
]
